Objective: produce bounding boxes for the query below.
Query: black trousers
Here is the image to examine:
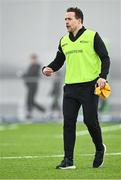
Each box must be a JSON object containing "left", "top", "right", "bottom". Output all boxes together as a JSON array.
[
  {"left": 26, "top": 83, "right": 45, "bottom": 113},
  {"left": 63, "top": 81, "right": 103, "bottom": 160}
]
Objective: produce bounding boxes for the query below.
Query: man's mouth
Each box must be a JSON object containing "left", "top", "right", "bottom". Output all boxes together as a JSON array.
[{"left": 66, "top": 25, "right": 70, "bottom": 28}]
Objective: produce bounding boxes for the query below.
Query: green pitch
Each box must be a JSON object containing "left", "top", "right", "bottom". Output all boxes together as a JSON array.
[{"left": 0, "top": 122, "right": 121, "bottom": 179}]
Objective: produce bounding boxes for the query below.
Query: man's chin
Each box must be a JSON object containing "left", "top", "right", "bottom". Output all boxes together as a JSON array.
[{"left": 67, "top": 29, "right": 71, "bottom": 33}]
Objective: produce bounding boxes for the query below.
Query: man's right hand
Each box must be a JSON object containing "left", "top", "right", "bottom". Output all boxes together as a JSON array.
[{"left": 42, "top": 67, "right": 54, "bottom": 76}]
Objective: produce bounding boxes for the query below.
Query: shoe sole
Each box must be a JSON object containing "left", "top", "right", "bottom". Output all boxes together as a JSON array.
[
  {"left": 98, "top": 144, "right": 106, "bottom": 168},
  {"left": 58, "top": 165, "right": 76, "bottom": 170}
]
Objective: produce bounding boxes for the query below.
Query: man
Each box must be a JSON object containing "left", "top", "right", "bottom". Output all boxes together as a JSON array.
[
  {"left": 23, "top": 54, "right": 45, "bottom": 119},
  {"left": 42, "top": 7, "right": 110, "bottom": 169}
]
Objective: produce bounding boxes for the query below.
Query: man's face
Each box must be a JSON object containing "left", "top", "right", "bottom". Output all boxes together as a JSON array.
[
  {"left": 31, "top": 58, "right": 37, "bottom": 64},
  {"left": 65, "top": 12, "right": 81, "bottom": 33}
]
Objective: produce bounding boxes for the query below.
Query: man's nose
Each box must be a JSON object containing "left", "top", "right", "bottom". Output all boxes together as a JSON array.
[{"left": 66, "top": 21, "right": 69, "bottom": 25}]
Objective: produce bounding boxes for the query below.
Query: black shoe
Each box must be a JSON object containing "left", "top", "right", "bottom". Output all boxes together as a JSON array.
[
  {"left": 56, "top": 158, "right": 76, "bottom": 169},
  {"left": 93, "top": 144, "right": 106, "bottom": 168}
]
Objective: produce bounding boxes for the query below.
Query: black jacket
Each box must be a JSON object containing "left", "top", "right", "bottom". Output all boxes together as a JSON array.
[{"left": 23, "top": 63, "right": 41, "bottom": 86}]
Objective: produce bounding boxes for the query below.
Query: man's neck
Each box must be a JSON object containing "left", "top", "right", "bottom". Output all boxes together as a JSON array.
[
  {"left": 73, "top": 25, "right": 83, "bottom": 37},
  {"left": 69, "top": 26, "right": 86, "bottom": 42}
]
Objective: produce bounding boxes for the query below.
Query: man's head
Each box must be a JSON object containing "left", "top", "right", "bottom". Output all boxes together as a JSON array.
[
  {"left": 30, "top": 53, "right": 38, "bottom": 64},
  {"left": 65, "top": 7, "right": 83, "bottom": 34}
]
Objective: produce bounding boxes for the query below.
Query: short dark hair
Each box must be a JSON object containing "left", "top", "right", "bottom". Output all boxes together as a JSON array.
[{"left": 66, "top": 7, "right": 84, "bottom": 22}]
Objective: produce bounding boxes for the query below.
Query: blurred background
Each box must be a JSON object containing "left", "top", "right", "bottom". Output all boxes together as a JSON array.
[{"left": 0, "top": 0, "right": 121, "bottom": 123}]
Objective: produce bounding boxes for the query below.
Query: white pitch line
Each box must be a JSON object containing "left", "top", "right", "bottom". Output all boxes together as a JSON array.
[
  {"left": 77, "top": 124, "right": 121, "bottom": 136},
  {"left": 0, "top": 124, "right": 18, "bottom": 131},
  {"left": 56, "top": 124, "right": 121, "bottom": 138},
  {"left": 0, "top": 154, "right": 63, "bottom": 160},
  {"left": 0, "top": 152, "right": 121, "bottom": 160}
]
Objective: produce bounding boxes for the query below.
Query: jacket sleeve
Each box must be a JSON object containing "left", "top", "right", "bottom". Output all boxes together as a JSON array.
[
  {"left": 47, "top": 40, "right": 65, "bottom": 72},
  {"left": 94, "top": 32, "right": 110, "bottom": 79}
]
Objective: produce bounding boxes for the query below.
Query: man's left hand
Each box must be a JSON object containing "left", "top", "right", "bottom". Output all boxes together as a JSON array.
[{"left": 97, "top": 78, "right": 106, "bottom": 89}]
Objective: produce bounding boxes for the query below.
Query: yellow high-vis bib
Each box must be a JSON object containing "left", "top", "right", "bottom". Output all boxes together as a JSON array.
[{"left": 61, "top": 29, "right": 101, "bottom": 84}]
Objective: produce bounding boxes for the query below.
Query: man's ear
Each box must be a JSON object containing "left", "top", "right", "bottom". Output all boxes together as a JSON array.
[{"left": 78, "top": 18, "right": 82, "bottom": 24}]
